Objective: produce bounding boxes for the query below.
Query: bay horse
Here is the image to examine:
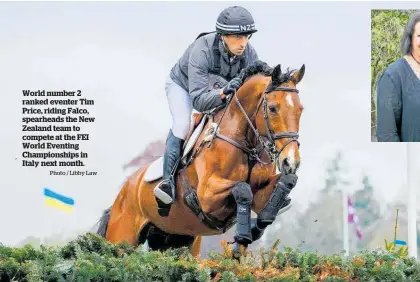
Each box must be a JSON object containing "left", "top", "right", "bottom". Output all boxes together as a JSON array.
[{"left": 96, "top": 60, "right": 305, "bottom": 258}]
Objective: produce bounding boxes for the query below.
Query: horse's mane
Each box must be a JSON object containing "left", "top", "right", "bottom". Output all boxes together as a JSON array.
[
  {"left": 238, "top": 60, "right": 273, "bottom": 81},
  {"left": 265, "top": 66, "right": 297, "bottom": 93},
  {"left": 237, "top": 60, "right": 298, "bottom": 92}
]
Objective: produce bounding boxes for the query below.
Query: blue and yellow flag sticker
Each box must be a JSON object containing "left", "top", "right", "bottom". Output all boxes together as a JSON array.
[{"left": 44, "top": 188, "right": 74, "bottom": 213}]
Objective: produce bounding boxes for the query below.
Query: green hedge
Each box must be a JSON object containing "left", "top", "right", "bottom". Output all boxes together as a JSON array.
[{"left": 1, "top": 233, "right": 419, "bottom": 281}]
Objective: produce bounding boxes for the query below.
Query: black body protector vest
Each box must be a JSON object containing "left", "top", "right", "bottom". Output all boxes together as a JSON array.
[{"left": 195, "top": 31, "right": 246, "bottom": 88}]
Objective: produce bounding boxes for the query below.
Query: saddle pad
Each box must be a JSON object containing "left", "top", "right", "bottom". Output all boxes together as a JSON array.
[
  {"left": 144, "top": 156, "right": 164, "bottom": 182},
  {"left": 182, "top": 114, "right": 208, "bottom": 160}
]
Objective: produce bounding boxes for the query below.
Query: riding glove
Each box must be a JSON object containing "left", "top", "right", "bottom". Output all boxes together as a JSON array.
[{"left": 223, "top": 77, "right": 242, "bottom": 95}]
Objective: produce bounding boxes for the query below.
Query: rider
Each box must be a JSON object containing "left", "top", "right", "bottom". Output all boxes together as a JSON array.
[{"left": 153, "top": 6, "right": 292, "bottom": 217}]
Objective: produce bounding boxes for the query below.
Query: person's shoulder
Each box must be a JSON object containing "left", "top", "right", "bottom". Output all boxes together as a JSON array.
[
  {"left": 189, "top": 32, "right": 215, "bottom": 57},
  {"left": 383, "top": 57, "right": 406, "bottom": 77},
  {"left": 194, "top": 32, "right": 216, "bottom": 47},
  {"left": 378, "top": 58, "right": 407, "bottom": 90},
  {"left": 245, "top": 42, "right": 257, "bottom": 54},
  {"left": 188, "top": 33, "right": 216, "bottom": 66}
]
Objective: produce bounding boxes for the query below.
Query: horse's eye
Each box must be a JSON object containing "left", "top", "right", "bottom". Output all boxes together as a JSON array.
[{"left": 269, "top": 105, "right": 277, "bottom": 113}]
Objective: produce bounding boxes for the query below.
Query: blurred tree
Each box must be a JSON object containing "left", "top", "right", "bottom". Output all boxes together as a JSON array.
[
  {"left": 322, "top": 151, "right": 351, "bottom": 194},
  {"left": 352, "top": 174, "right": 382, "bottom": 250},
  {"left": 353, "top": 174, "right": 381, "bottom": 228}
]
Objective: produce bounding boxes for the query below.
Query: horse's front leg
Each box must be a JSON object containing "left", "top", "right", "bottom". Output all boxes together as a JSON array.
[
  {"left": 231, "top": 182, "right": 253, "bottom": 259},
  {"left": 250, "top": 173, "right": 298, "bottom": 242}
]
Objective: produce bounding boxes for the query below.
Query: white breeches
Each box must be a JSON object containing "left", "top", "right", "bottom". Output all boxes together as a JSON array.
[{"left": 165, "top": 75, "right": 193, "bottom": 140}]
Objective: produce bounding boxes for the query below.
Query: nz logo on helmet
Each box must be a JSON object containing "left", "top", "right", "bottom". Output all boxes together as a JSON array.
[{"left": 239, "top": 24, "right": 254, "bottom": 32}]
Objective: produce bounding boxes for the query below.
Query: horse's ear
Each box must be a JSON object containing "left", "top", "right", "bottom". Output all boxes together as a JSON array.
[
  {"left": 292, "top": 64, "right": 305, "bottom": 84},
  {"left": 272, "top": 64, "right": 282, "bottom": 80}
]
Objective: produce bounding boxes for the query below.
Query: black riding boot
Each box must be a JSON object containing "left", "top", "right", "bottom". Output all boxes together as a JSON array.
[{"left": 153, "top": 130, "right": 184, "bottom": 217}]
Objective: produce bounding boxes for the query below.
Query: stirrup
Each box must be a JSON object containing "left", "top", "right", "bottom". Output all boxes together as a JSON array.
[{"left": 154, "top": 180, "right": 174, "bottom": 205}]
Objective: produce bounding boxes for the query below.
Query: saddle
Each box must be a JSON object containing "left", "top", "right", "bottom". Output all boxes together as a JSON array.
[
  {"left": 143, "top": 111, "right": 210, "bottom": 183},
  {"left": 184, "top": 113, "right": 205, "bottom": 147}
]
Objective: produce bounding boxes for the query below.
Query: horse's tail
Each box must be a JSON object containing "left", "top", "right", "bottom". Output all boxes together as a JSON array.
[{"left": 95, "top": 206, "right": 112, "bottom": 238}]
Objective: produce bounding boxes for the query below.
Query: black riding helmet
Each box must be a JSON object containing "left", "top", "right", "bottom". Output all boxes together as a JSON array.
[{"left": 215, "top": 6, "right": 257, "bottom": 36}]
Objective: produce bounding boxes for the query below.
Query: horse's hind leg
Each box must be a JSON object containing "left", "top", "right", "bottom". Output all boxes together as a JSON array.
[
  {"left": 105, "top": 184, "right": 148, "bottom": 247},
  {"left": 106, "top": 209, "right": 145, "bottom": 246},
  {"left": 146, "top": 225, "right": 170, "bottom": 251},
  {"left": 146, "top": 225, "right": 201, "bottom": 258},
  {"left": 165, "top": 234, "right": 202, "bottom": 258}
]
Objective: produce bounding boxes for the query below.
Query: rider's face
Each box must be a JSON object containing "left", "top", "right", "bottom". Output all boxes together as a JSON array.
[{"left": 222, "top": 34, "right": 251, "bottom": 56}]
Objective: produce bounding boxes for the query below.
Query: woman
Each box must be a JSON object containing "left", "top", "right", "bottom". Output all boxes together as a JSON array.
[{"left": 376, "top": 12, "right": 420, "bottom": 142}]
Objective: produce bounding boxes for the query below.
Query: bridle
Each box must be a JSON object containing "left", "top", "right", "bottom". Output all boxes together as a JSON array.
[
  {"left": 234, "top": 85, "right": 300, "bottom": 164},
  {"left": 208, "top": 82, "right": 301, "bottom": 168}
]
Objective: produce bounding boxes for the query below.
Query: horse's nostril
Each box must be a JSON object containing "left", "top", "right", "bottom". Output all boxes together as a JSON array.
[{"left": 282, "top": 158, "right": 290, "bottom": 169}]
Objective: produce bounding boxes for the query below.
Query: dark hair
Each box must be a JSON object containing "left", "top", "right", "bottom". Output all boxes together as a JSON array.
[
  {"left": 400, "top": 12, "right": 420, "bottom": 55},
  {"left": 238, "top": 60, "right": 273, "bottom": 82}
]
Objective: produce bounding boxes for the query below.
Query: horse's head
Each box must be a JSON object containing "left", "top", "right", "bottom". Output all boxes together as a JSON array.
[{"left": 254, "top": 63, "right": 305, "bottom": 174}]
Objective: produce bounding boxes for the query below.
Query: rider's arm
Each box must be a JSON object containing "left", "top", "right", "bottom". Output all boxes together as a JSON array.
[{"left": 188, "top": 46, "right": 226, "bottom": 113}]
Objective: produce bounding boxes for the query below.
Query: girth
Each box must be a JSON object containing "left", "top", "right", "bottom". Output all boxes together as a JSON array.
[{"left": 180, "top": 169, "right": 236, "bottom": 232}]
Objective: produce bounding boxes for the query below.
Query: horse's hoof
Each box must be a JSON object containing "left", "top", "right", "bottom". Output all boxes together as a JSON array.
[
  {"left": 232, "top": 253, "right": 241, "bottom": 261},
  {"left": 232, "top": 249, "right": 241, "bottom": 261},
  {"left": 232, "top": 242, "right": 247, "bottom": 261}
]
